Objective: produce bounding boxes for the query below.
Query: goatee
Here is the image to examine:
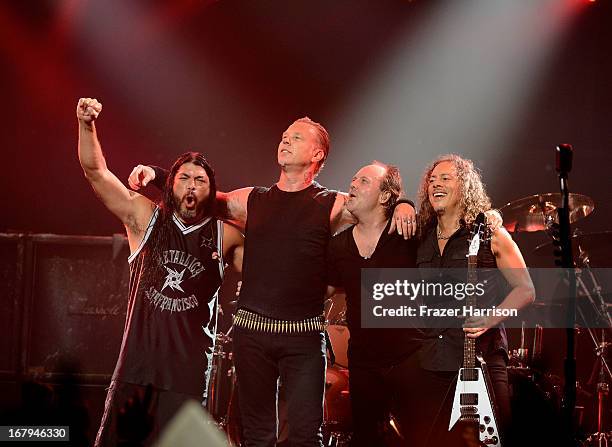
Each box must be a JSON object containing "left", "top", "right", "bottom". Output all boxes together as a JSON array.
[{"left": 178, "top": 208, "right": 197, "bottom": 221}]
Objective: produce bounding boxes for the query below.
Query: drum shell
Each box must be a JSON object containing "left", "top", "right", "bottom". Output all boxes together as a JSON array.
[
  {"left": 324, "top": 366, "right": 352, "bottom": 434},
  {"left": 327, "top": 325, "right": 350, "bottom": 369}
]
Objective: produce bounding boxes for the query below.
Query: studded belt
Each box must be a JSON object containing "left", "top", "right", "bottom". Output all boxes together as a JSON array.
[{"left": 233, "top": 308, "right": 325, "bottom": 334}]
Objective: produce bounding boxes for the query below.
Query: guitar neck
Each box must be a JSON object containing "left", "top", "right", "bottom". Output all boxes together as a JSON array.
[{"left": 464, "top": 254, "right": 478, "bottom": 369}]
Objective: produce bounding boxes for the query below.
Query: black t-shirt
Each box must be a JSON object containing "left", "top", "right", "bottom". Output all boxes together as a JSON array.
[
  {"left": 238, "top": 182, "right": 337, "bottom": 320},
  {"left": 416, "top": 225, "right": 507, "bottom": 371},
  {"left": 113, "top": 209, "right": 224, "bottom": 398},
  {"left": 327, "top": 219, "right": 422, "bottom": 367}
]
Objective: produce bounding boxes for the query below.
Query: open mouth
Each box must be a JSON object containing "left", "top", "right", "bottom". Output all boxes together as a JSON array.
[
  {"left": 432, "top": 192, "right": 447, "bottom": 198},
  {"left": 184, "top": 195, "right": 197, "bottom": 210}
]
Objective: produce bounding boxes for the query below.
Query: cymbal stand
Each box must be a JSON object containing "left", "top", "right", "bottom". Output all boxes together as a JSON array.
[
  {"left": 207, "top": 328, "right": 235, "bottom": 430},
  {"left": 573, "top": 248, "right": 611, "bottom": 446},
  {"left": 578, "top": 245, "right": 612, "bottom": 328}
]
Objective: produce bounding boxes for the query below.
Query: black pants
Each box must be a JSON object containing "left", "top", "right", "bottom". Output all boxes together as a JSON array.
[
  {"left": 348, "top": 351, "right": 423, "bottom": 447},
  {"left": 233, "top": 327, "right": 326, "bottom": 447},
  {"left": 348, "top": 350, "right": 510, "bottom": 447}
]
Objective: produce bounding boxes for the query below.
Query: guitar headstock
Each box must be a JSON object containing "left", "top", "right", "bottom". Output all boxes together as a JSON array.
[{"left": 468, "top": 213, "right": 488, "bottom": 257}]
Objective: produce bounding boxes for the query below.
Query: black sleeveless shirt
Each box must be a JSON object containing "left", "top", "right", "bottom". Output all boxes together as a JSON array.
[
  {"left": 112, "top": 209, "right": 224, "bottom": 398},
  {"left": 327, "top": 220, "right": 422, "bottom": 367},
  {"left": 238, "top": 182, "right": 337, "bottom": 320},
  {"left": 416, "top": 225, "right": 508, "bottom": 371}
]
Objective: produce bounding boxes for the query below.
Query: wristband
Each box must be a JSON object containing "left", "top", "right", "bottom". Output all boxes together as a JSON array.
[{"left": 149, "top": 165, "right": 169, "bottom": 191}]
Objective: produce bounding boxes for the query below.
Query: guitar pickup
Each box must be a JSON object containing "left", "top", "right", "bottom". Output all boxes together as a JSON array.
[
  {"left": 460, "top": 406, "right": 478, "bottom": 415},
  {"left": 460, "top": 393, "right": 478, "bottom": 405},
  {"left": 460, "top": 368, "right": 479, "bottom": 381}
]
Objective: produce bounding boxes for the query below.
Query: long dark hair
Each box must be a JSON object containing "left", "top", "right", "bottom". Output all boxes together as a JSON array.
[{"left": 141, "top": 152, "right": 217, "bottom": 290}]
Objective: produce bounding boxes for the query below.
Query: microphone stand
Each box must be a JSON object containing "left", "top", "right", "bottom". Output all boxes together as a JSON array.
[{"left": 555, "top": 144, "right": 578, "bottom": 446}]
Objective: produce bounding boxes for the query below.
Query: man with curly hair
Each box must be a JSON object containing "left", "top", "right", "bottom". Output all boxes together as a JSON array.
[{"left": 413, "top": 154, "right": 535, "bottom": 446}]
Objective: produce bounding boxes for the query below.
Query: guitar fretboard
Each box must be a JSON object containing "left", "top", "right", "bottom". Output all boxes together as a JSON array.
[{"left": 464, "top": 255, "right": 478, "bottom": 369}]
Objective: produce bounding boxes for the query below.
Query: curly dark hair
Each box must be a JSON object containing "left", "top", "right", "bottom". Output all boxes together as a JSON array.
[
  {"left": 416, "top": 154, "right": 491, "bottom": 238},
  {"left": 141, "top": 152, "right": 217, "bottom": 290}
]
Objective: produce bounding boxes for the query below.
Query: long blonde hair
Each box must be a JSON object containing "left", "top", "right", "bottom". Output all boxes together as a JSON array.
[{"left": 417, "top": 154, "right": 491, "bottom": 237}]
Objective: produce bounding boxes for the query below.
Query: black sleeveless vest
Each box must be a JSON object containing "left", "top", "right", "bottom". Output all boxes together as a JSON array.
[
  {"left": 416, "top": 225, "right": 507, "bottom": 371},
  {"left": 238, "top": 182, "right": 337, "bottom": 320}
]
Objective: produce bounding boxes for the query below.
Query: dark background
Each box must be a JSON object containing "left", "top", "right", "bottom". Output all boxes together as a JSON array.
[
  {"left": 0, "top": 0, "right": 611, "bottom": 442},
  {"left": 1, "top": 0, "right": 610, "bottom": 246}
]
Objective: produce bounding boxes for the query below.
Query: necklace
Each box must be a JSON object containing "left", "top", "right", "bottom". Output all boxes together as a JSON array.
[{"left": 437, "top": 225, "right": 459, "bottom": 240}]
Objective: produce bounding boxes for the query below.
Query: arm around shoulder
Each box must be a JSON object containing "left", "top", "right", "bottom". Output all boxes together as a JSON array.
[
  {"left": 222, "top": 222, "right": 245, "bottom": 273},
  {"left": 330, "top": 192, "right": 356, "bottom": 235},
  {"left": 216, "top": 188, "right": 252, "bottom": 230}
]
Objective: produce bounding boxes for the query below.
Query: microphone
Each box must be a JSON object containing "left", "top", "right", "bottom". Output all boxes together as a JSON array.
[{"left": 555, "top": 144, "right": 573, "bottom": 175}]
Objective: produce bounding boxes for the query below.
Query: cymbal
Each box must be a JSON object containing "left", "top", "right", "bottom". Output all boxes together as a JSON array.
[
  {"left": 533, "top": 231, "right": 612, "bottom": 265},
  {"left": 500, "top": 193, "right": 594, "bottom": 233}
]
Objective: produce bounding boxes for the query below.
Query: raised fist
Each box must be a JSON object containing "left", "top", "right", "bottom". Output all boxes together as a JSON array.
[
  {"left": 128, "top": 165, "right": 156, "bottom": 190},
  {"left": 76, "top": 97, "right": 102, "bottom": 125}
]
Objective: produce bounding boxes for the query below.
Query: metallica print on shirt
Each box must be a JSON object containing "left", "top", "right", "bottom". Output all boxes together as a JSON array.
[{"left": 111, "top": 208, "right": 225, "bottom": 400}]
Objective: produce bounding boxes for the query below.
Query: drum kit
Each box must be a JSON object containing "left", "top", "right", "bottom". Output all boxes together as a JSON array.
[
  {"left": 205, "top": 192, "right": 610, "bottom": 446},
  {"left": 499, "top": 192, "right": 611, "bottom": 446}
]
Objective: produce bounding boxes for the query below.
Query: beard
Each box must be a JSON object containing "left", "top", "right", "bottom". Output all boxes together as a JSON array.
[
  {"left": 174, "top": 193, "right": 204, "bottom": 222},
  {"left": 177, "top": 206, "right": 197, "bottom": 221}
]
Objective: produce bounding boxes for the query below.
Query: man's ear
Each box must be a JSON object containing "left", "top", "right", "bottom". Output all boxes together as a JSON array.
[
  {"left": 379, "top": 190, "right": 391, "bottom": 206},
  {"left": 312, "top": 147, "right": 324, "bottom": 163}
]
